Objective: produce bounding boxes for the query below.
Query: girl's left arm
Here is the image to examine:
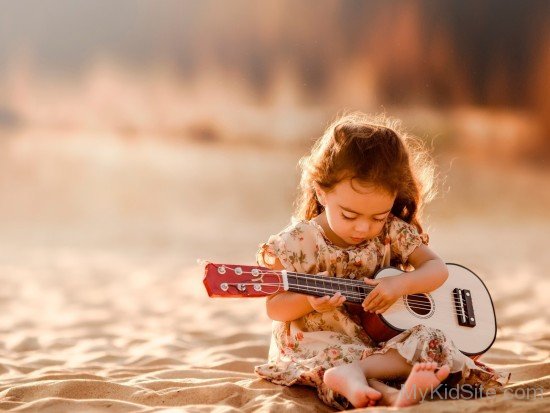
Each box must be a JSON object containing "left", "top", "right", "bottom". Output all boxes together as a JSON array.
[{"left": 362, "top": 244, "right": 448, "bottom": 314}]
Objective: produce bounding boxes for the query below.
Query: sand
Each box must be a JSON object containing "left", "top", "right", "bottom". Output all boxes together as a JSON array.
[{"left": 0, "top": 133, "right": 549, "bottom": 412}]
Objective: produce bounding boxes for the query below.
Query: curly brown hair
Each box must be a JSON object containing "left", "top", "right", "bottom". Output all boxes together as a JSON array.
[{"left": 294, "top": 112, "right": 437, "bottom": 234}]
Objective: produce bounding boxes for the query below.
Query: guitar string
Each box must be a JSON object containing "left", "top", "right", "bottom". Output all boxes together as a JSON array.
[
  {"left": 261, "top": 267, "right": 474, "bottom": 311},
  {"left": 228, "top": 283, "right": 492, "bottom": 328},
  {"left": 283, "top": 280, "right": 477, "bottom": 320},
  {"left": 213, "top": 262, "right": 451, "bottom": 297},
  {"left": 211, "top": 265, "right": 478, "bottom": 316},
  {"left": 224, "top": 281, "right": 492, "bottom": 328},
  {"left": 283, "top": 283, "right": 484, "bottom": 322},
  {"left": 210, "top": 264, "right": 487, "bottom": 325},
  {"left": 213, "top": 265, "right": 476, "bottom": 318},
  {"left": 217, "top": 266, "right": 471, "bottom": 312},
  {"left": 228, "top": 280, "right": 480, "bottom": 321},
  {"left": 250, "top": 267, "right": 470, "bottom": 311}
]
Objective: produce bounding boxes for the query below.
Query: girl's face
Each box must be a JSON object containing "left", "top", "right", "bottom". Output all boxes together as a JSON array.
[{"left": 314, "top": 179, "right": 396, "bottom": 247}]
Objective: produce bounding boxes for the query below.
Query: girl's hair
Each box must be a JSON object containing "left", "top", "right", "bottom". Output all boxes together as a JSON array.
[{"left": 294, "top": 112, "right": 437, "bottom": 234}]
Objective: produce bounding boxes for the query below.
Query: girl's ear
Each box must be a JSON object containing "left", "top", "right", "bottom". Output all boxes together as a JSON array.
[{"left": 312, "top": 182, "right": 326, "bottom": 206}]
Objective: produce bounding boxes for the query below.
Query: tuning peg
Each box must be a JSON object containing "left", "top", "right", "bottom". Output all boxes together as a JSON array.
[{"left": 197, "top": 258, "right": 210, "bottom": 266}]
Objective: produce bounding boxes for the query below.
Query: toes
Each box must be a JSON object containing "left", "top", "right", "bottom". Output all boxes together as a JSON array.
[
  {"left": 418, "top": 361, "right": 437, "bottom": 371},
  {"left": 436, "top": 365, "right": 451, "bottom": 381},
  {"left": 412, "top": 361, "right": 442, "bottom": 372},
  {"left": 353, "top": 388, "right": 381, "bottom": 408},
  {"left": 366, "top": 388, "right": 382, "bottom": 400}
]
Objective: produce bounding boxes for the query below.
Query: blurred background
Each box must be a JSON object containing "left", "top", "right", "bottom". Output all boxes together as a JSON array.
[
  {"left": 0, "top": 0, "right": 549, "bottom": 294},
  {"left": 0, "top": 4, "right": 549, "bottom": 409}
]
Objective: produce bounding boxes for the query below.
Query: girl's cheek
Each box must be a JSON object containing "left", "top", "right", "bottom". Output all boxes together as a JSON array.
[{"left": 339, "top": 219, "right": 353, "bottom": 234}]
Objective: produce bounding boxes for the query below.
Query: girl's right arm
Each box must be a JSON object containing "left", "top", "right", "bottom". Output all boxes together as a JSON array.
[{"left": 265, "top": 258, "right": 346, "bottom": 321}]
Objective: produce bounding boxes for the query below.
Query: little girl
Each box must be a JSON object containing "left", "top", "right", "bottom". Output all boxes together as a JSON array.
[{"left": 254, "top": 113, "right": 509, "bottom": 409}]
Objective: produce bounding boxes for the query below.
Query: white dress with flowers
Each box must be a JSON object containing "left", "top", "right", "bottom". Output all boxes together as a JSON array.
[{"left": 254, "top": 214, "right": 509, "bottom": 410}]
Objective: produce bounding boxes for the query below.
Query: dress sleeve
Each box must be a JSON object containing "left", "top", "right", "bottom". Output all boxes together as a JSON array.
[
  {"left": 256, "top": 222, "right": 319, "bottom": 274},
  {"left": 388, "top": 216, "right": 430, "bottom": 265}
]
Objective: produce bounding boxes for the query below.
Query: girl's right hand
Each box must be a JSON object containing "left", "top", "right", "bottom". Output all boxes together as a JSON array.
[{"left": 307, "top": 292, "right": 346, "bottom": 313}]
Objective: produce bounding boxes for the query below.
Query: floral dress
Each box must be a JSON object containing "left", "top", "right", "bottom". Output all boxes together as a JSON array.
[{"left": 254, "top": 214, "right": 510, "bottom": 410}]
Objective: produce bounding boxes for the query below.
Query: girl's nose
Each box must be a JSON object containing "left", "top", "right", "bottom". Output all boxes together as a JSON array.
[{"left": 354, "top": 222, "right": 370, "bottom": 234}]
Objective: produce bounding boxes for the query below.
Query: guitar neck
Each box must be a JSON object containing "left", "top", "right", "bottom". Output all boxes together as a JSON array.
[
  {"left": 202, "top": 262, "right": 374, "bottom": 301},
  {"left": 286, "top": 272, "right": 368, "bottom": 304}
]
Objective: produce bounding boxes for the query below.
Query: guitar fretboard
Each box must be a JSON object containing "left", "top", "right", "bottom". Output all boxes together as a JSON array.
[{"left": 286, "top": 272, "right": 370, "bottom": 304}]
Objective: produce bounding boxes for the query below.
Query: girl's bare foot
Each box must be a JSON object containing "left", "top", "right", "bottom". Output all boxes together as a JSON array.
[
  {"left": 394, "top": 362, "right": 451, "bottom": 407},
  {"left": 324, "top": 362, "right": 382, "bottom": 408}
]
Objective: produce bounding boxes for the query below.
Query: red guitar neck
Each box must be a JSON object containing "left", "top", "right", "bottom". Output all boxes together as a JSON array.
[{"left": 203, "top": 262, "right": 371, "bottom": 303}]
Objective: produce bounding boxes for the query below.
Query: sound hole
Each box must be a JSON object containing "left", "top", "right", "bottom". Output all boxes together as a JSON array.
[{"left": 405, "top": 293, "right": 432, "bottom": 316}]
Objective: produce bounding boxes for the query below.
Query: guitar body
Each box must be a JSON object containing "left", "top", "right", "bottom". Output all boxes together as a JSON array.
[{"left": 353, "top": 264, "right": 497, "bottom": 356}]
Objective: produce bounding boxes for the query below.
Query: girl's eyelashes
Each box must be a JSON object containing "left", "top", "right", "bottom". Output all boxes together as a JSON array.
[{"left": 341, "top": 212, "right": 387, "bottom": 222}]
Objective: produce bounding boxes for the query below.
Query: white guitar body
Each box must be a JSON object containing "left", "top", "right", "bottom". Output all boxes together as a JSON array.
[{"left": 374, "top": 263, "right": 497, "bottom": 356}]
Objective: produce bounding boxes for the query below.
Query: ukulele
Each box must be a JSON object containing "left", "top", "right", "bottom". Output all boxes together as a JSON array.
[{"left": 202, "top": 262, "right": 497, "bottom": 356}]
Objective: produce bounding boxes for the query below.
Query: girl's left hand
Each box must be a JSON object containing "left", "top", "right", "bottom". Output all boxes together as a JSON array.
[{"left": 362, "top": 276, "right": 404, "bottom": 314}]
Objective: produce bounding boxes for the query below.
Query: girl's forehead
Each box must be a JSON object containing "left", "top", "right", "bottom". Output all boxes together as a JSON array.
[{"left": 331, "top": 179, "right": 395, "bottom": 212}]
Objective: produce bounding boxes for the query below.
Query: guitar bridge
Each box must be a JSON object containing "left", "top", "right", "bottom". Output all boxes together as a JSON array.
[{"left": 453, "top": 288, "right": 476, "bottom": 327}]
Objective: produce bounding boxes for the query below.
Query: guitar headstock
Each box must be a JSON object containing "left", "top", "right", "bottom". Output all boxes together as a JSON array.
[{"left": 202, "top": 262, "right": 283, "bottom": 298}]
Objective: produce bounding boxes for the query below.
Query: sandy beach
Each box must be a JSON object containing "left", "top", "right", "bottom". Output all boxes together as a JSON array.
[{"left": 0, "top": 132, "right": 549, "bottom": 412}]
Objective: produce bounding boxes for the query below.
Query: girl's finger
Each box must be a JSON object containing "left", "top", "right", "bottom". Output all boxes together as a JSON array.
[
  {"left": 373, "top": 297, "right": 386, "bottom": 307},
  {"left": 329, "top": 292, "right": 341, "bottom": 303},
  {"left": 362, "top": 290, "right": 378, "bottom": 307},
  {"left": 314, "top": 296, "right": 329, "bottom": 304},
  {"left": 365, "top": 295, "right": 384, "bottom": 312},
  {"left": 362, "top": 289, "right": 379, "bottom": 308},
  {"left": 375, "top": 304, "right": 390, "bottom": 314},
  {"left": 363, "top": 278, "right": 380, "bottom": 285},
  {"left": 334, "top": 297, "right": 346, "bottom": 307}
]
